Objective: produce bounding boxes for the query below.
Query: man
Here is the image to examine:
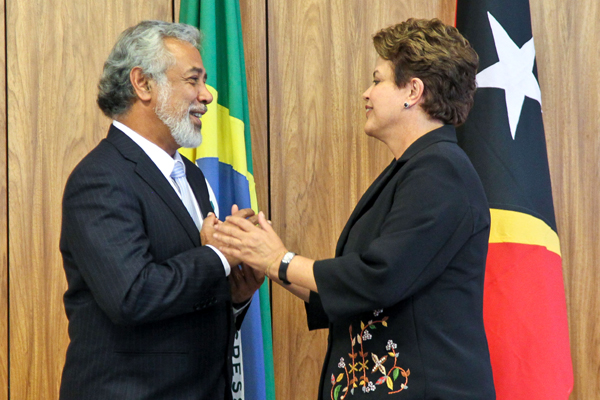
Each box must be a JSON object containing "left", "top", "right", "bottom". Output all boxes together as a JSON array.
[{"left": 59, "top": 20, "right": 262, "bottom": 399}]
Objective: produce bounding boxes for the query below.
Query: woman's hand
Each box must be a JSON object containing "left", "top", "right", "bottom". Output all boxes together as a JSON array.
[
  {"left": 213, "top": 211, "right": 287, "bottom": 275},
  {"left": 201, "top": 208, "right": 257, "bottom": 267}
]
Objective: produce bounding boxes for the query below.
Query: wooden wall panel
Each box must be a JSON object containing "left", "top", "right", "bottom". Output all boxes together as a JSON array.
[
  {"left": 0, "top": 0, "right": 6, "bottom": 397},
  {"left": 267, "top": 2, "right": 454, "bottom": 399},
  {"left": 530, "top": 0, "right": 600, "bottom": 398},
  {"left": 6, "top": 2, "right": 173, "bottom": 398},
  {"left": 239, "top": 0, "right": 269, "bottom": 213}
]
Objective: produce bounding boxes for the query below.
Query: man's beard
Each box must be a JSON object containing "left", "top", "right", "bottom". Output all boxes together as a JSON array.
[{"left": 155, "top": 83, "right": 203, "bottom": 149}]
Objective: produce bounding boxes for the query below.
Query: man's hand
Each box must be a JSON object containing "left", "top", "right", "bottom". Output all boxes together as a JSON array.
[
  {"left": 229, "top": 263, "right": 265, "bottom": 304},
  {"left": 199, "top": 213, "right": 238, "bottom": 266},
  {"left": 230, "top": 204, "right": 258, "bottom": 225},
  {"left": 200, "top": 212, "right": 218, "bottom": 246}
]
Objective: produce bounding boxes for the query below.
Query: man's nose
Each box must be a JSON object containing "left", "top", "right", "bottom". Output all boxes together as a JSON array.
[{"left": 198, "top": 84, "right": 213, "bottom": 104}]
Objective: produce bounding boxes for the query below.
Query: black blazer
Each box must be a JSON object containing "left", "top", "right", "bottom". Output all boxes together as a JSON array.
[
  {"left": 306, "top": 125, "right": 496, "bottom": 399},
  {"left": 59, "top": 125, "right": 238, "bottom": 400}
]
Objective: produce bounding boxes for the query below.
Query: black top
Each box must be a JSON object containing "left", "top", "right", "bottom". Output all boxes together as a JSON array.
[{"left": 307, "top": 125, "right": 496, "bottom": 399}]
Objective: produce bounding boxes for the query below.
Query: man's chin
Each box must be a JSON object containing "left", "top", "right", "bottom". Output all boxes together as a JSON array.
[
  {"left": 176, "top": 134, "right": 202, "bottom": 149},
  {"left": 170, "top": 122, "right": 203, "bottom": 149}
]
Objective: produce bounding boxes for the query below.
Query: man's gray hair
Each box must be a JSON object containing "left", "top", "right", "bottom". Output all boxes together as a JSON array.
[{"left": 97, "top": 20, "right": 202, "bottom": 118}]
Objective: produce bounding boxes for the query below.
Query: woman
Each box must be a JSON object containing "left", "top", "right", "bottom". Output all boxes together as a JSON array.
[{"left": 215, "top": 18, "right": 496, "bottom": 399}]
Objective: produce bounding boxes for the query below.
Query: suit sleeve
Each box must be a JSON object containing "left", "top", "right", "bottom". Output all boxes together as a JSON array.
[
  {"left": 312, "top": 150, "right": 483, "bottom": 322},
  {"left": 61, "top": 160, "right": 229, "bottom": 326}
]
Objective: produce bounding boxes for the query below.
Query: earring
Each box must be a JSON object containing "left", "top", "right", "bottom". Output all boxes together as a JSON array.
[{"left": 404, "top": 102, "right": 410, "bottom": 109}]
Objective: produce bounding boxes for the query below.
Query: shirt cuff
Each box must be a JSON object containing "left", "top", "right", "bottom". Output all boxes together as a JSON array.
[{"left": 206, "top": 244, "right": 231, "bottom": 276}]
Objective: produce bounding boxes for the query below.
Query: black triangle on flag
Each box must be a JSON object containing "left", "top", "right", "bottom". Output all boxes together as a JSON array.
[
  {"left": 456, "top": 0, "right": 555, "bottom": 230},
  {"left": 455, "top": 0, "right": 573, "bottom": 399}
]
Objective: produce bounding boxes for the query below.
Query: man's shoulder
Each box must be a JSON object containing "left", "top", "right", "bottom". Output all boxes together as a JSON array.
[
  {"left": 65, "top": 136, "right": 134, "bottom": 189},
  {"left": 76, "top": 125, "right": 141, "bottom": 165},
  {"left": 75, "top": 137, "right": 124, "bottom": 170}
]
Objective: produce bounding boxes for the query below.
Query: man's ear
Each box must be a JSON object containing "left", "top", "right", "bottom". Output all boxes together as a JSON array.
[{"left": 130, "top": 67, "right": 153, "bottom": 102}]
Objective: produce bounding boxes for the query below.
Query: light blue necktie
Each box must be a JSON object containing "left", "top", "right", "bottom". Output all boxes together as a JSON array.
[{"left": 171, "top": 160, "right": 201, "bottom": 230}]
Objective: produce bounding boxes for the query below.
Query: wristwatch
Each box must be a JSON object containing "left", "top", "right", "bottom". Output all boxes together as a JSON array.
[{"left": 278, "top": 252, "right": 295, "bottom": 285}]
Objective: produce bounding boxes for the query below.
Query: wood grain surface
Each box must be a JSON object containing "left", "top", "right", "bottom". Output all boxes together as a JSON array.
[
  {"left": 6, "top": 2, "right": 173, "bottom": 398},
  {"left": 239, "top": 0, "right": 269, "bottom": 214},
  {"left": 0, "top": 0, "right": 6, "bottom": 398},
  {"left": 530, "top": 0, "right": 600, "bottom": 397}
]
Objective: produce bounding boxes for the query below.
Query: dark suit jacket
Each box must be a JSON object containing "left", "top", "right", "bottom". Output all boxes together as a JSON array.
[
  {"left": 59, "top": 125, "right": 238, "bottom": 400},
  {"left": 306, "top": 125, "right": 496, "bottom": 399}
]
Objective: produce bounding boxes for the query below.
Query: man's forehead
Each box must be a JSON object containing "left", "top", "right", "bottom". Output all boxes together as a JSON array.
[
  {"left": 163, "top": 38, "right": 205, "bottom": 75},
  {"left": 163, "top": 36, "right": 199, "bottom": 50}
]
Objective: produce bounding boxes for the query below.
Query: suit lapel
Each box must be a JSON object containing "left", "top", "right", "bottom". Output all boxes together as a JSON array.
[
  {"left": 106, "top": 126, "right": 201, "bottom": 246},
  {"left": 335, "top": 159, "right": 401, "bottom": 256}
]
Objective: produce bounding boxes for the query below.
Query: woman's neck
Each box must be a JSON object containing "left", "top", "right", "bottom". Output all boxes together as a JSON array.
[{"left": 388, "top": 116, "right": 444, "bottom": 160}]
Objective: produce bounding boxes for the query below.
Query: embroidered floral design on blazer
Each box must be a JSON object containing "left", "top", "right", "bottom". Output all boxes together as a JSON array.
[{"left": 330, "top": 310, "right": 410, "bottom": 399}]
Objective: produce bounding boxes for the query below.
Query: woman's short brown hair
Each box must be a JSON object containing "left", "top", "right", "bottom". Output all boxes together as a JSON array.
[{"left": 373, "top": 18, "right": 479, "bottom": 126}]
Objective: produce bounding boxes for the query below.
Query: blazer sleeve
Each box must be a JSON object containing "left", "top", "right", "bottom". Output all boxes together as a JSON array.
[
  {"left": 312, "top": 148, "right": 488, "bottom": 322},
  {"left": 61, "top": 158, "right": 229, "bottom": 326},
  {"left": 304, "top": 291, "right": 330, "bottom": 330}
]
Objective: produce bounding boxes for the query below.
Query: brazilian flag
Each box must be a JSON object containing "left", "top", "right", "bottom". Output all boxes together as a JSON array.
[{"left": 179, "top": 1, "right": 275, "bottom": 399}]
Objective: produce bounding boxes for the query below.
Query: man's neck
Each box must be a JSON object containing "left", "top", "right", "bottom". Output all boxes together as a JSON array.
[{"left": 116, "top": 105, "right": 178, "bottom": 157}]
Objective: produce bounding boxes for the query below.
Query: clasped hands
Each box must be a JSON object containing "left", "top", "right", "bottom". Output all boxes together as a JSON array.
[
  {"left": 200, "top": 205, "right": 286, "bottom": 304},
  {"left": 212, "top": 205, "right": 287, "bottom": 276}
]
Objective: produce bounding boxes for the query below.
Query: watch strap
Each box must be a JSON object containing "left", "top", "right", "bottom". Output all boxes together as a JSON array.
[{"left": 278, "top": 252, "right": 295, "bottom": 285}]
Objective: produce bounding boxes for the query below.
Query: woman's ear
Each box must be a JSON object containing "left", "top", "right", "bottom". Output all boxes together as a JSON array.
[
  {"left": 130, "top": 66, "right": 153, "bottom": 102},
  {"left": 408, "top": 77, "right": 425, "bottom": 105}
]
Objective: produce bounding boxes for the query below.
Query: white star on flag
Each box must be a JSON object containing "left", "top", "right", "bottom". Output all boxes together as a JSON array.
[{"left": 476, "top": 12, "right": 542, "bottom": 139}]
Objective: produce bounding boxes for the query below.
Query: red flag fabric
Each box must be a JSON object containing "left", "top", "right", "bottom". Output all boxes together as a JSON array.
[{"left": 455, "top": 1, "right": 573, "bottom": 399}]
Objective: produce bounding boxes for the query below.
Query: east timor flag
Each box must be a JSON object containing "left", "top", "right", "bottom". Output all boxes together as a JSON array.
[
  {"left": 179, "top": 1, "right": 275, "bottom": 400},
  {"left": 456, "top": 1, "right": 573, "bottom": 399}
]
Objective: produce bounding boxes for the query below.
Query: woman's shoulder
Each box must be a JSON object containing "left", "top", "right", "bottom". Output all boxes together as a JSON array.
[
  {"left": 392, "top": 141, "right": 489, "bottom": 220},
  {"left": 406, "top": 140, "right": 482, "bottom": 184}
]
